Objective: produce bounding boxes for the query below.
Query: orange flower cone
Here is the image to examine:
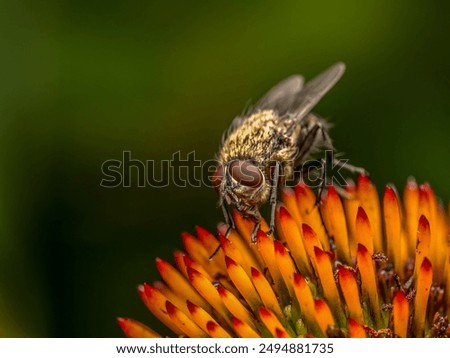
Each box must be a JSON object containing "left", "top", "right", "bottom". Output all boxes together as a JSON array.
[{"left": 119, "top": 176, "right": 450, "bottom": 338}]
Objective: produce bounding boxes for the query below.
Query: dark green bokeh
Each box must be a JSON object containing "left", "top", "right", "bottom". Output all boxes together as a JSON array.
[{"left": 0, "top": 0, "right": 448, "bottom": 337}]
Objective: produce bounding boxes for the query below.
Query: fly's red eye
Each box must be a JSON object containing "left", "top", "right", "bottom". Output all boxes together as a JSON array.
[
  {"left": 212, "top": 165, "right": 224, "bottom": 192},
  {"left": 228, "top": 160, "right": 263, "bottom": 188}
]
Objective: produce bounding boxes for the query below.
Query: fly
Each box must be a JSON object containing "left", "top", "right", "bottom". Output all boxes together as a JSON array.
[{"left": 212, "top": 62, "right": 365, "bottom": 243}]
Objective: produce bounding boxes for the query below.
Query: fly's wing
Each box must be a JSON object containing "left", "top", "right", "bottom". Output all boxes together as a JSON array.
[
  {"left": 222, "top": 63, "right": 344, "bottom": 145},
  {"left": 290, "top": 62, "right": 345, "bottom": 120},
  {"left": 255, "top": 75, "right": 304, "bottom": 115},
  {"left": 222, "top": 75, "right": 304, "bottom": 143}
]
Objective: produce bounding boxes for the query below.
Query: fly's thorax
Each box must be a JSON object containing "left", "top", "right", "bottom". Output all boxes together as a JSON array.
[{"left": 218, "top": 109, "right": 296, "bottom": 164}]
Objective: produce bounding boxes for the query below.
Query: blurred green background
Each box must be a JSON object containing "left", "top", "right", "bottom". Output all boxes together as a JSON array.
[{"left": 0, "top": 0, "right": 449, "bottom": 337}]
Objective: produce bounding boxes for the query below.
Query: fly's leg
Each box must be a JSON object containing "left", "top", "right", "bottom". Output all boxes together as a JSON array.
[
  {"left": 317, "top": 125, "right": 368, "bottom": 199},
  {"left": 294, "top": 119, "right": 327, "bottom": 194},
  {"left": 299, "top": 156, "right": 327, "bottom": 206},
  {"left": 316, "top": 152, "right": 330, "bottom": 205},
  {"left": 220, "top": 199, "right": 235, "bottom": 237},
  {"left": 297, "top": 159, "right": 322, "bottom": 181},
  {"left": 296, "top": 122, "right": 321, "bottom": 162},
  {"left": 294, "top": 120, "right": 368, "bottom": 207},
  {"left": 250, "top": 220, "right": 261, "bottom": 243},
  {"left": 315, "top": 121, "right": 367, "bottom": 177},
  {"left": 332, "top": 158, "right": 367, "bottom": 176},
  {"left": 265, "top": 161, "right": 281, "bottom": 239},
  {"left": 208, "top": 243, "right": 222, "bottom": 261},
  {"left": 209, "top": 200, "right": 235, "bottom": 261},
  {"left": 329, "top": 158, "right": 367, "bottom": 200}
]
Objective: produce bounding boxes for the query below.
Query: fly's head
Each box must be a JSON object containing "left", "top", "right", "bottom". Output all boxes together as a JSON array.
[{"left": 212, "top": 159, "right": 268, "bottom": 218}]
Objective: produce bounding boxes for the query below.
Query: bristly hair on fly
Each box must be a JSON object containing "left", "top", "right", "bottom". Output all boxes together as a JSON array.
[{"left": 211, "top": 63, "right": 366, "bottom": 245}]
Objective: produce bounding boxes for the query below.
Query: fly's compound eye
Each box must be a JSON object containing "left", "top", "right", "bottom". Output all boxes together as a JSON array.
[
  {"left": 212, "top": 165, "right": 224, "bottom": 192},
  {"left": 228, "top": 160, "right": 264, "bottom": 188}
]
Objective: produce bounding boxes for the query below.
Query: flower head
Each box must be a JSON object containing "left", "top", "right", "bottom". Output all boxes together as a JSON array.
[{"left": 119, "top": 176, "right": 449, "bottom": 337}]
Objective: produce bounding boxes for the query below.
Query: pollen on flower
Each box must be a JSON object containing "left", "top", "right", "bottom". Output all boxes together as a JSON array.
[{"left": 119, "top": 176, "right": 450, "bottom": 337}]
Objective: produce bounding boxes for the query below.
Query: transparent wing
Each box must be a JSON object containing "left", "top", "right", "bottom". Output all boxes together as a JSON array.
[
  {"left": 255, "top": 75, "right": 304, "bottom": 115},
  {"left": 290, "top": 62, "right": 345, "bottom": 120},
  {"left": 222, "top": 75, "right": 303, "bottom": 141},
  {"left": 222, "top": 63, "right": 345, "bottom": 144}
]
